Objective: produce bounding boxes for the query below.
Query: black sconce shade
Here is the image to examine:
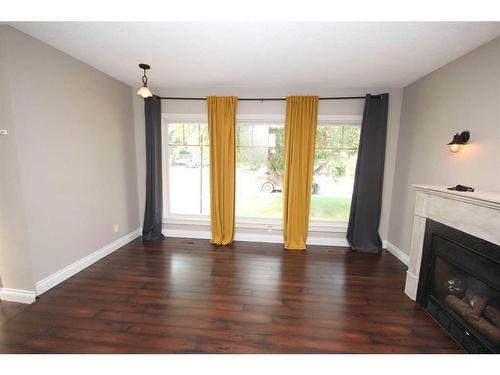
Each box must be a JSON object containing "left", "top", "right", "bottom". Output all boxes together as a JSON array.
[
  {"left": 447, "top": 131, "right": 470, "bottom": 153},
  {"left": 447, "top": 131, "right": 470, "bottom": 145}
]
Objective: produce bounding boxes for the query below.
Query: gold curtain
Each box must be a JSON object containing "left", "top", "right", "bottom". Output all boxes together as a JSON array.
[
  {"left": 283, "top": 96, "right": 319, "bottom": 250},
  {"left": 207, "top": 96, "right": 238, "bottom": 245}
]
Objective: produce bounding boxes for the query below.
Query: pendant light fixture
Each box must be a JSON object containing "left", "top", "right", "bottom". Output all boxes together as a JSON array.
[
  {"left": 447, "top": 131, "right": 470, "bottom": 153},
  {"left": 137, "top": 63, "right": 153, "bottom": 98}
]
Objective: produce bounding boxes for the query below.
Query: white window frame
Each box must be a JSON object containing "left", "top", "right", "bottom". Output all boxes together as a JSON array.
[{"left": 161, "top": 113, "right": 362, "bottom": 233}]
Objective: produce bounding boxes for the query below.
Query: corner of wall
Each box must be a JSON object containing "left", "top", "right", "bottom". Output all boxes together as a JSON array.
[
  {"left": 133, "top": 90, "right": 146, "bottom": 227},
  {"left": 1, "top": 26, "right": 142, "bottom": 296},
  {"left": 379, "top": 88, "right": 404, "bottom": 245}
]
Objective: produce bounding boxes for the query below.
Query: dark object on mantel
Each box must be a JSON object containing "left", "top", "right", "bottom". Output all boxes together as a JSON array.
[{"left": 447, "top": 184, "right": 475, "bottom": 192}]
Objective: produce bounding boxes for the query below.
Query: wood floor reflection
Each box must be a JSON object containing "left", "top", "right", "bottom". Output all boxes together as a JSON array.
[{"left": 0, "top": 237, "right": 462, "bottom": 353}]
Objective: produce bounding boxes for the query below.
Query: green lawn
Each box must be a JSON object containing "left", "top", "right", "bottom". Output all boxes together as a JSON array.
[
  {"left": 310, "top": 195, "right": 352, "bottom": 221},
  {"left": 236, "top": 193, "right": 351, "bottom": 221}
]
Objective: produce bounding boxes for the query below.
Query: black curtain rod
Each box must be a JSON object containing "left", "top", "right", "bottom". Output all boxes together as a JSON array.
[{"left": 156, "top": 95, "right": 378, "bottom": 101}]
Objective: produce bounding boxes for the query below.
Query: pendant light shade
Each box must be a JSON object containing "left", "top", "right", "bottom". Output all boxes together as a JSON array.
[
  {"left": 137, "top": 85, "right": 153, "bottom": 98},
  {"left": 137, "top": 63, "right": 154, "bottom": 98}
]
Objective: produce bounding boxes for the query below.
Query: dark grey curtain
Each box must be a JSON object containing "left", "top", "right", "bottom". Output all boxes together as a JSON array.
[
  {"left": 142, "top": 96, "right": 165, "bottom": 241},
  {"left": 347, "top": 93, "right": 389, "bottom": 252}
]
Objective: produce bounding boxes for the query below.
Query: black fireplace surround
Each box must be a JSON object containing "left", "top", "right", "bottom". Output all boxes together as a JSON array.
[{"left": 417, "top": 219, "right": 500, "bottom": 353}]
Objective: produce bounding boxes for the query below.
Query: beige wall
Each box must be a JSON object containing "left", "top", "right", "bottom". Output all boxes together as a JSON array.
[
  {"left": 388, "top": 37, "right": 500, "bottom": 255},
  {"left": 0, "top": 26, "right": 139, "bottom": 288},
  {"left": 0, "top": 28, "right": 35, "bottom": 291},
  {"left": 133, "top": 87, "right": 403, "bottom": 241}
]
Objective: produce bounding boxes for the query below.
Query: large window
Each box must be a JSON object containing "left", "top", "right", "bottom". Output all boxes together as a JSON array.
[
  {"left": 166, "top": 122, "right": 210, "bottom": 215},
  {"left": 235, "top": 123, "right": 284, "bottom": 218},
  {"left": 164, "top": 118, "right": 360, "bottom": 223},
  {"left": 311, "top": 124, "right": 360, "bottom": 221}
]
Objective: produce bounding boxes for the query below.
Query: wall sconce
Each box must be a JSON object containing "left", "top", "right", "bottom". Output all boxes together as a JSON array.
[
  {"left": 447, "top": 131, "right": 470, "bottom": 153},
  {"left": 136, "top": 63, "right": 154, "bottom": 98}
]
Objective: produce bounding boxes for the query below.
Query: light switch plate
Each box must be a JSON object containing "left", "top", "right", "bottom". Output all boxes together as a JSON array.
[{"left": 0, "top": 130, "right": 7, "bottom": 136}]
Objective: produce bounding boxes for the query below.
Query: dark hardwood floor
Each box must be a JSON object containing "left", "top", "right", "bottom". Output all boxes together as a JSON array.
[
  {"left": 0, "top": 301, "right": 29, "bottom": 326},
  {"left": 0, "top": 237, "right": 462, "bottom": 353}
]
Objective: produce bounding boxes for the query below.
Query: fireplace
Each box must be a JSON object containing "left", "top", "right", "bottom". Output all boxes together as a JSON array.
[{"left": 416, "top": 219, "right": 500, "bottom": 353}]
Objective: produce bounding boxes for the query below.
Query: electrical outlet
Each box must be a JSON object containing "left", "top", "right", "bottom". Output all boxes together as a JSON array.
[
  {"left": 114, "top": 224, "right": 119, "bottom": 233},
  {"left": 0, "top": 130, "right": 8, "bottom": 136}
]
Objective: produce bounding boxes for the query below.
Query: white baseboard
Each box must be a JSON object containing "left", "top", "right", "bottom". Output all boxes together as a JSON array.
[
  {"left": 0, "top": 288, "right": 36, "bottom": 304},
  {"left": 163, "top": 228, "right": 349, "bottom": 247},
  {"left": 35, "top": 228, "right": 142, "bottom": 296},
  {"left": 383, "top": 240, "right": 409, "bottom": 266}
]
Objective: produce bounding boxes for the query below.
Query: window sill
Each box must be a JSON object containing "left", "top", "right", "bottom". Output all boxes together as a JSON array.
[{"left": 163, "top": 215, "right": 348, "bottom": 233}]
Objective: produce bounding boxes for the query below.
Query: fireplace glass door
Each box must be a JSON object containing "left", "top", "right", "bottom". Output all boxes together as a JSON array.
[
  {"left": 417, "top": 219, "right": 500, "bottom": 353},
  {"left": 432, "top": 256, "right": 500, "bottom": 350}
]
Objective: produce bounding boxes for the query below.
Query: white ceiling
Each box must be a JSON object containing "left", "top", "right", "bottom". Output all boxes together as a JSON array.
[{"left": 9, "top": 22, "right": 500, "bottom": 89}]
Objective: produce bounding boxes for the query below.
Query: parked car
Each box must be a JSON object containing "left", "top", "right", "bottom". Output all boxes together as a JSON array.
[{"left": 259, "top": 171, "right": 319, "bottom": 194}]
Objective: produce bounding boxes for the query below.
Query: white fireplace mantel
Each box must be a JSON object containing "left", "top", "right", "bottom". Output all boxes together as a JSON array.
[{"left": 405, "top": 184, "right": 500, "bottom": 300}]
